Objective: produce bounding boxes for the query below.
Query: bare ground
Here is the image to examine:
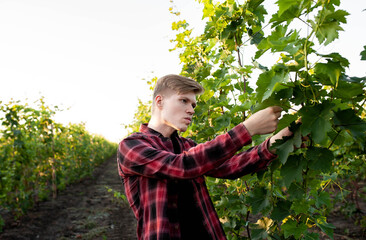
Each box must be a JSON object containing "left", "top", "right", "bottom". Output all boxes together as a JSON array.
[
  {"left": 0, "top": 154, "right": 365, "bottom": 240},
  {"left": 0, "top": 154, "right": 137, "bottom": 240}
]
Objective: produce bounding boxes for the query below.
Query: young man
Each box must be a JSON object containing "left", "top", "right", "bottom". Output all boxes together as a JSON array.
[{"left": 117, "top": 74, "right": 292, "bottom": 240}]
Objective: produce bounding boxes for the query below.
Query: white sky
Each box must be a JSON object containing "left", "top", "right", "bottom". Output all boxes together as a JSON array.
[{"left": 0, "top": 0, "right": 365, "bottom": 143}]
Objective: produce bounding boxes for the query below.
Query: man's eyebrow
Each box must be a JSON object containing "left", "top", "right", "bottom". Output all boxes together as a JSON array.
[{"left": 181, "top": 96, "right": 197, "bottom": 107}]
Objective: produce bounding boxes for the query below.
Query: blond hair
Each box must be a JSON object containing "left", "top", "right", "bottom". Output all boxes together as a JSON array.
[
  {"left": 151, "top": 74, "right": 204, "bottom": 112},
  {"left": 153, "top": 74, "right": 204, "bottom": 99}
]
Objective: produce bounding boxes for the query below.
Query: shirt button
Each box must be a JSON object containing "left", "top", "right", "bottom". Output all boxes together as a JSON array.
[
  {"left": 174, "top": 225, "right": 179, "bottom": 230},
  {"left": 172, "top": 203, "right": 177, "bottom": 208}
]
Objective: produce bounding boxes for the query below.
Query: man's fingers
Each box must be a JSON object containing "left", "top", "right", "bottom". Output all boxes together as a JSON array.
[
  {"left": 269, "top": 106, "right": 282, "bottom": 119},
  {"left": 271, "top": 106, "right": 283, "bottom": 113}
]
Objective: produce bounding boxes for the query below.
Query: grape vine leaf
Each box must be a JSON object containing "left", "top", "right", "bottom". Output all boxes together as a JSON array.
[
  {"left": 271, "top": 199, "right": 291, "bottom": 221},
  {"left": 307, "top": 147, "right": 334, "bottom": 172},
  {"left": 303, "top": 232, "right": 320, "bottom": 240},
  {"left": 214, "top": 114, "right": 231, "bottom": 131},
  {"left": 315, "top": 191, "right": 331, "bottom": 208},
  {"left": 333, "top": 108, "right": 366, "bottom": 149},
  {"left": 333, "top": 79, "right": 364, "bottom": 100},
  {"left": 280, "top": 155, "right": 304, "bottom": 187},
  {"left": 276, "top": 0, "right": 301, "bottom": 17},
  {"left": 361, "top": 45, "right": 366, "bottom": 60},
  {"left": 276, "top": 113, "right": 298, "bottom": 134},
  {"left": 314, "top": 60, "right": 343, "bottom": 87},
  {"left": 288, "top": 182, "right": 305, "bottom": 200},
  {"left": 318, "top": 52, "right": 350, "bottom": 67},
  {"left": 291, "top": 198, "right": 310, "bottom": 215},
  {"left": 315, "top": 216, "right": 335, "bottom": 240},
  {"left": 247, "top": 187, "right": 270, "bottom": 215},
  {"left": 282, "top": 219, "right": 307, "bottom": 239},
  {"left": 299, "top": 102, "right": 334, "bottom": 144},
  {"left": 251, "top": 228, "right": 267, "bottom": 240},
  {"left": 310, "top": 9, "right": 349, "bottom": 45},
  {"left": 270, "top": 122, "right": 302, "bottom": 164},
  {"left": 256, "top": 65, "right": 288, "bottom": 102}
]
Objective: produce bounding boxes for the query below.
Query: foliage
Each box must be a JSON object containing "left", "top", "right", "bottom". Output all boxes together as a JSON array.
[
  {"left": 106, "top": 186, "right": 128, "bottom": 205},
  {"left": 166, "top": 0, "right": 366, "bottom": 239},
  {"left": 0, "top": 98, "right": 117, "bottom": 230},
  {"left": 122, "top": 77, "right": 157, "bottom": 136},
  {"left": 123, "top": 99, "right": 152, "bottom": 135}
]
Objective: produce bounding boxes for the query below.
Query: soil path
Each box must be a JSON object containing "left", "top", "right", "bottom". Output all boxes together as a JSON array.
[
  {"left": 0, "top": 154, "right": 137, "bottom": 240},
  {"left": 0, "top": 154, "right": 364, "bottom": 239}
]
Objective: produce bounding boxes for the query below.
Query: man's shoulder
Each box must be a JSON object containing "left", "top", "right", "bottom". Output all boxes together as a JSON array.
[{"left": 122, "top": 131, "right": 148, "bottom": 142}]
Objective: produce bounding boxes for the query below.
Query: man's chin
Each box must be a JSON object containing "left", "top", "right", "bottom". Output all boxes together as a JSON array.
[{"left": 178, "top": 126, "right": 188, "bottom": 132}]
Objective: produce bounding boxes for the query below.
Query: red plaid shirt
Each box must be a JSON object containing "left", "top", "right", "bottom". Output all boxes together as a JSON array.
[{"left": 117, "top": 123, "right": 276, "bottom": 240}]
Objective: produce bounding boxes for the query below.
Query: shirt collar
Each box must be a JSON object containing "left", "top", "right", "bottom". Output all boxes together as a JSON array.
[{"left": 140, "top": 123, "right": 179, "bottom": 139}]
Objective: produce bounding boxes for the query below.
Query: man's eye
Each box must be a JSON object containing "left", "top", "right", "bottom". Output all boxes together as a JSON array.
[{"left": 181, "top": 99, "right": 187, "bottom": 103}]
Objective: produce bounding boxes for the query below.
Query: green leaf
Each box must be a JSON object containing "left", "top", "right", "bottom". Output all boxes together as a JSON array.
[
  {"left": 276, "top": 114, "right": 298, "bottom": 134},
  {"left": 270, "top": 122, "right": 302, "bottom": 164},
  {"left": 333, "top": 108, "right": 366, "bottom": 139},
  {"left": 271, "top": 199, "right": 291, "bottom": 221},
  {"left": 281, "top": 155, "right": 304, "bottom": 187},
  {"left": 315, "top": 191, "right": 331, "bottom": 208},
  {"left": 311, "top": 9, "right": 349, "bottom": 45},
  {"left": 315, "top": 216, "right": 335, "bottom": 240},
  {"left": 314, "top": 60, "right": 343, "bottom": 87},
  {"left": 202, "top": 0, "right": 215, "bottom": 19},
  {"left": 282, "top": 219, "right": 307, "bottom": 239},
  {"left": 303, "top": 232, "right": 320, "bottom": 240},
  {"left": 247, "top": 187, "right": 270, "bottom": 215},
  {"left": 272, "top": 137, "right": 294, "bottom": 164},
  {"left": 288, "top": 182, "right": 305, "bottom": 200},
  {"left": 306, "top": 147, "right": 334, "bottom": 172},
  {"left": 361, "top": 45, "right": 366, "bottom": 60},
  {"left": 276, "top": 0, "right": 301, "bottom": 17},
  {"left": 299, "top": 102, "right": 334, "bottom": 144},
  {"left": 291, "top": 198, "right": 310, "bottom": 215},
  {"left": 340, "top": 75, "right": 366, "bottom": 83},
  {"left": 251, "top": 228, "right": 268, "bottom": 240},
  {"left": 333, "top": 108, "right": 366, "bottom": 149},
  {"left": 256, "top": 64, "right": 289, "bottom": 102},
  {"left": 257, "top": 25, "right": 300, "bottom": 55},
  {"left": 318, "top": 52, "right": 350, "bottom": 67},
  {"left": 270, "top": 0, "right": 302, "bottom": 25},
  {"left": 214, "top": 114, "right": 231, "bottom": 131},
  {"left": 333, "top": 79, "right": 364, "bottom": 100}
]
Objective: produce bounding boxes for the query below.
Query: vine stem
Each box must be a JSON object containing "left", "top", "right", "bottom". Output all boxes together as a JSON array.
[
  {"left": 358, "top": 98, "right": 366, "bottom": 114},
  {"left": 234, "top": 34, "right": 246, "bottom": 94},
  {"left": 244, "top": 180, "right": 251, "bottom": 239},
  {"left": 246, "top": 210, "right": 252, "bottom": 239}
]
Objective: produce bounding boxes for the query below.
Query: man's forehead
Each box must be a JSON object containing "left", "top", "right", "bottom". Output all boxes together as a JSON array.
[
  {"left": 177, "top": 92, "right": 197, "bottom": 101},
  {"left": 162, "top": 89, "right": 196, "bottom": 99}
]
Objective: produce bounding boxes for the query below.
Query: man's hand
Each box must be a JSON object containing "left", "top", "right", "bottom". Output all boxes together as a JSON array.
[{"left": 243, "top": 106, "right": 283, "bottom": 136}]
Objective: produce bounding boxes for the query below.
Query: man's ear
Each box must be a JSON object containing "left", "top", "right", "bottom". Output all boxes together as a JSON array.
[{"left": 155, "top": 95, "right": 163, "bottom": 109}]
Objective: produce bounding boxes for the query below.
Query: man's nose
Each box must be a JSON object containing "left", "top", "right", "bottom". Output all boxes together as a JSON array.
[{"left": 187, "top": 106, "right": 195, "bottom": 114}]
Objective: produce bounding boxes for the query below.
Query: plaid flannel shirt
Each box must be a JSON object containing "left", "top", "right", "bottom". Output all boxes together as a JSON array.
[{"left": 117, "top": 123, "right": 276, "bottom": 240}]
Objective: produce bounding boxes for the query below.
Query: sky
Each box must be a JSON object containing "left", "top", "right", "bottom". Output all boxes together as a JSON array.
[{"left": 0, "top": 0, "right": 365, "bottom": 143}]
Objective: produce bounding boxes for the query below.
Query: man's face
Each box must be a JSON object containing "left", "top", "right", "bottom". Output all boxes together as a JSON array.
[{"left": 160, "top": 91, "right": 197, "bottom": 133}]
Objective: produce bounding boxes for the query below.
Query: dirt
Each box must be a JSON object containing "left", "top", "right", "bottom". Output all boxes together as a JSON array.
[
  {"left": 0, "top": 154, "right": 137, "bottom": 240},
  {"left": 0, "top": 155, "right": 365, "bottom": 240}
]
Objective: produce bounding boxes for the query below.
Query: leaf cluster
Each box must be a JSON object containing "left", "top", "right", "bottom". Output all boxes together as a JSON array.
[
  {"left": 134, "top": 0, "right": 366, "bottom": 238},
  {"left": 0, "top": 99, "right": 117, "bottom": 228}
]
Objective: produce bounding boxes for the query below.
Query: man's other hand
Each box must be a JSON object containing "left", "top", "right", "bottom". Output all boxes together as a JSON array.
[{"left": 243, "top": 106, "right": 283, "bottom": 136}]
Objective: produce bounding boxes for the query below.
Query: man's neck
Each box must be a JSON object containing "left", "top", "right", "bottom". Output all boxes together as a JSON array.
[{"left": 148, "top": 118, "right": 176, "bottom": 138}]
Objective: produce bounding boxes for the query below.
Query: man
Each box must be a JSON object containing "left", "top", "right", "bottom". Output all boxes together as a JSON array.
[{"left": 117, "top": 74, "right": 292, "bottom": 240}]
